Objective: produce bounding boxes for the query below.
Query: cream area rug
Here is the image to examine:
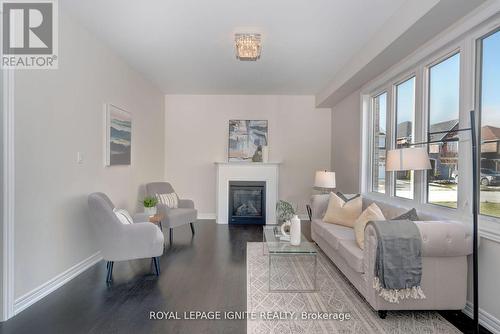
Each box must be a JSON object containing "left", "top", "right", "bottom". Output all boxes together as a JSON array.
[{"left": 247, "top": 242, "right": 460, "bottom": 334}]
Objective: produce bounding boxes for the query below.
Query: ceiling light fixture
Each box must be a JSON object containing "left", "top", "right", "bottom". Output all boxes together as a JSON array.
[{"left": 235, "top": 33, "right": 261, "bottom": 61}]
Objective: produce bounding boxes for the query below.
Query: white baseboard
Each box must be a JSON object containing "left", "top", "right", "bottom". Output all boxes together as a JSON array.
[
  {"left": 197, "top": 213, "right": 216, "bottom": 220},
  {"left": 463, "top": 301, "right": 500, "bottom": 334},
  {"left": 14, "top": 251, "right": 102, "bottom": 315}
]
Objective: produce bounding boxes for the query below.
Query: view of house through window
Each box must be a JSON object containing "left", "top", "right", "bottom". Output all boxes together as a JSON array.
[
  {"left": 395, "top": 77, "right": 415, "bottom": 199},
  {"left": 427, "top": 53, "right": 460, "bottom": 208},
  {"left": 479, "top": 29, "right": 500, "bottom": 218},
  {"left": 372, "top": 92, "right": 387, "bottom": 193}
]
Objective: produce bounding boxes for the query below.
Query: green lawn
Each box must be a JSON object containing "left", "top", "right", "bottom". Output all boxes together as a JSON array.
[{"left": 431, "top": 201, "right": 500, "bottom": 217}]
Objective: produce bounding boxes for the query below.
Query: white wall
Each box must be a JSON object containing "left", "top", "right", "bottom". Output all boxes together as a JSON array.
[
  {"left": 164, "top": 95, "right": 331, "bottom": 217},
  {"left": 13, "top": 12, "right": 165, "bottom": 299},
  {"left": 331, "top": 89, "right": 361, "bottom": 194}
]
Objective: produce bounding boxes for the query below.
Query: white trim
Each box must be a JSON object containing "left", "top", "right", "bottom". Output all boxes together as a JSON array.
[
  {"left": 197, "top": 213, "right": 216, "bottom": 220},
  {"left": 13, "top": 252, "right": 102, "bottom": 315},
  {"left": 2, "top": 69, "right": 15, "bottom": 321},
  {"left": 463, "top": 301, "right": 500, "bottom": 334}
]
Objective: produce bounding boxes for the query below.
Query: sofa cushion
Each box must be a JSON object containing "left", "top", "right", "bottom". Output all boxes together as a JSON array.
[
  {"left": 323, "top": 192, "right": 362, "bottom": 227},
  {"left": 338, "top": 239, "right": 364, "bottom": 273},
  {"left": 313, "top": 220, "right": 355, "bottom": 250}
]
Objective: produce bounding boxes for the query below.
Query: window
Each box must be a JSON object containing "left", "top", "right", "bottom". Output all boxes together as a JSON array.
[
  {"left": 427, "top": 53, "right": 460, "bottom": 208},
  {"left": 479, "top": 29, "right": 500, "bottom": 218},
  {"left": 372, "top": 92, "right": 388, "bottom": 193},
  {"left": 395, "top": 77, "right": 416, "bottom": 199}
]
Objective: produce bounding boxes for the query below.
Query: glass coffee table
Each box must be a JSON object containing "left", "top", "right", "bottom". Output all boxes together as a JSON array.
[{"left": 262, "top": 225, "right": 318, "bottom": 292}]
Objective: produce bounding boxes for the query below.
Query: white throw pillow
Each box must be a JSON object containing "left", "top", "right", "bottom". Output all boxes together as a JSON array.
[
  {"left": 353, "top": 203, "right": 386, "bottom": 249},
  {"left": 155, "top": 193, "right": 178, "bottom": 208},
  {"left": 113, "top": 208, "right": 134, "bottom": 225},
  {"left": 322, "top": 192, "right": 362, "bottom": 228}
]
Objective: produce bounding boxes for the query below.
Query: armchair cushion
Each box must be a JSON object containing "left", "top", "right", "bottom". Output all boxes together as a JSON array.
[{"left": 157, "top": 204, "right": 197, "bottom": 228}]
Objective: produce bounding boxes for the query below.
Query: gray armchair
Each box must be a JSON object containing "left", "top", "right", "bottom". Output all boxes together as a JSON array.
[
  {"left": 146, "top": 182, "right": 198, "bottom": 244},
  {"left": 88, "top": 192, "right": 164, "bottom": 282}
]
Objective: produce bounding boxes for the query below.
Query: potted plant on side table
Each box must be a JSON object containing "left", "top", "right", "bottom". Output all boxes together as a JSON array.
[{"left": 142, "top": 196, "right": 158, "bottom": 215}]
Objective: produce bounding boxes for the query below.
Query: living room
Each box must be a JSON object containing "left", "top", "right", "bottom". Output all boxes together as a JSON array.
[{"left": 1, "top": 0, "right": 500, "bottom": 333}]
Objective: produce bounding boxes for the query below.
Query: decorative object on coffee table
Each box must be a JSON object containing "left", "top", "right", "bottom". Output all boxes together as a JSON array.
[
  {"left": 276, "top": 200, "right": 295, "bottom": 224},
  {"left": 228, "top": 120, "right": 268, "bottom": 162},
  {"left": 142, "top": 196, "right": 158, "bottom": 215},
  {"left": 281, "top": 214, "right": 301, "bottom": 246}
]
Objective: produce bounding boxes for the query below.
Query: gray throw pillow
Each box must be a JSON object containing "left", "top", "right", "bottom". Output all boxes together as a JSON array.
[
  {"left": 336, "top": 192, "right": 361, "bottom": 203},
  {"left": 392, "top": 208, "right": 419, "bottom": 221}
]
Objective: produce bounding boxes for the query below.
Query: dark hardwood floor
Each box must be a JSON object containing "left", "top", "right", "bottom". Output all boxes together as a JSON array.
[{"left": 0, "top": 220, "right": 489, "bottom": 334}]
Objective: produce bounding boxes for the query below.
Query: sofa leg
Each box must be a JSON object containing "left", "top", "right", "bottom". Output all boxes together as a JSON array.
[
  {"left": 378, "top": 310, "right": 387, "bottom": 319},
  {"left": 106, "top": 261, "right": 114, "bottom": 283},
  {"left": 169, "top": 228, "right": 173, "bottom": 245},
  {"left": 190, "top": 222, "right": 195, "bottom": 235},
  {"left": 152, "top": 257, "right": 160, "bottom": 276}
]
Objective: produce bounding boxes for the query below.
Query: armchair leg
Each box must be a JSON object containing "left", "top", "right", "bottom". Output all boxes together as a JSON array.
[
  {"left": 106, "top": 261, "right": 114, "bottom": 283},
  {"left": 169, "top": 228, "right": 173, "bottom": 245},
  {"left": 190, "top": 222, "right": 195, "bottom": 235},
  {"left": 152, "top": 257, "right": 160, "bottom": 276}
]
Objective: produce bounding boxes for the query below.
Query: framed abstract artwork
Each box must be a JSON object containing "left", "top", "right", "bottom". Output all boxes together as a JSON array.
[
  {"left": 105, "top": 104, "right": 132, "bottom": 166},
  {"left": 228, "top": 120, "right": 268, "bottom": 162}
]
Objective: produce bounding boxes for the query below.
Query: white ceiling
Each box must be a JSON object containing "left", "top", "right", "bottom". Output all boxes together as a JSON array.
[{"left": 61, "top": 0, "right": 407, "bottom": 95}]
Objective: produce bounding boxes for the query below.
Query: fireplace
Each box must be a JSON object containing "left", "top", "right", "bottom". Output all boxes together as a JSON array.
[{"left": 228, "top": 181, "right": 266, "bottom": 225}]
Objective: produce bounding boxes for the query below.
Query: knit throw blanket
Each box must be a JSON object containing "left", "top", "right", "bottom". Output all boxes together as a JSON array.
[{"left": 368, "top": 220, "right": 426, "bottom": 303}]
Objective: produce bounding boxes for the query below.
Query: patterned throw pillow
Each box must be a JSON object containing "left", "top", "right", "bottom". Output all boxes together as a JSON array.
[
  {"left": 392, "top": 208, "right": 419, "bottom": 221},
  {"left": 353, "top": 203, "right": 385, "bottom": 249},
  {"left": 113, "top": 208, "right": 134, "bottom": 224},
  {"left": 323, "top": 192, "right": 362, "bottom": 228},
  {"left": 156, "top": 193, "right": 179, "bottom": 208}
]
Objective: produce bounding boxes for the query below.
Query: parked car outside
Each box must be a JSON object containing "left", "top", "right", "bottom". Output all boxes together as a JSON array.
[{"left": 450, "top": 169, "right": 500, "bottom": 186}]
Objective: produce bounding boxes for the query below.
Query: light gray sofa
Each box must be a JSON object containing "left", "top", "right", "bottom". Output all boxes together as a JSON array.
[
  {"left": 310, "top": 194, "right": 473, "bottom": 318},
  {"left": 145, "top": 182, "right": 197, "bottom": 244}
]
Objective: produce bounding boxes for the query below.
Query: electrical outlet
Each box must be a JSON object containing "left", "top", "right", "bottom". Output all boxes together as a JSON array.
[{"left": 77, "top": 152, "right": 84, "bottom": 164}]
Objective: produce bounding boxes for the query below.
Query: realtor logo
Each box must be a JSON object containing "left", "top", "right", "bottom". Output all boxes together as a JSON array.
[{"left": 2, "top": 0, "right": 58, "bottom": 69}]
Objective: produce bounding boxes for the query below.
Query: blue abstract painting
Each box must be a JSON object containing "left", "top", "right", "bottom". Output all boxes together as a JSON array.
[
  {"left": 229, "top": 120, "right": 268, "bottom": 162},
  {"left": 106, "top": 104, "right": 131, "bottom": 166}
]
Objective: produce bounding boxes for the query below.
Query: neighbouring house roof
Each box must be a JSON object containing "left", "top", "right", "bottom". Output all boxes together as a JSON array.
[
  {"left": 482, "top": 126, "right": 500, "bottom": 141},
  {"left": 429, "top": 119, "right": 459, "bottom": 142}
]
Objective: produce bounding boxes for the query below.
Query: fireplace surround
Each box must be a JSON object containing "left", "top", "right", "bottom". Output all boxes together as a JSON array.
[{"left": 215, "top": 162, "right": 279, "bottom": 224}]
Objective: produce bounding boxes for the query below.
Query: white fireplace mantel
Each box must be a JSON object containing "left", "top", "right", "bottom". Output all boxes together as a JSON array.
[{"left": 215, "top": 162, "right": 280, "bottom": 224}]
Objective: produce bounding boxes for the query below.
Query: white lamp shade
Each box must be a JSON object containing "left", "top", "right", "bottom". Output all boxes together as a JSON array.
[
  {"left": 386, "top": 147, "right": 432, "bottom": 172},
  {"left": 314, "top": 171, "right": 336, "bottom": 188}
]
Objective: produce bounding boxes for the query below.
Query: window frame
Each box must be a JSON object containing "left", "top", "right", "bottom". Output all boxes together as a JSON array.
[
  {"left": 393, "top": 74, "right": 417, "bottom": 200},
  {"left": 360, "top": 11, "right": 500, "bottom": 240},
  {"left": 424, "top": 49, "right": 461, "bottom": 209},
  {"left": 370, "top": 90, "right": 389, "bottom": 194}
]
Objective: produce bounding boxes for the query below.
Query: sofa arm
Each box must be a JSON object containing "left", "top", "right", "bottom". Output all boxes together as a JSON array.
[
  {"left": 310, "top": 194, "right": 330, "bottom": 219},
  {"left": 415, "top": 221, "right": 473, "bottom": 257},
  {"left": 364, "top": 221, "right": 473, "bottom": 260}
]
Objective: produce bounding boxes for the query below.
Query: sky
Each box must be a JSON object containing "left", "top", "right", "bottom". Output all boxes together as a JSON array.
[
  {"left": 482, "top": 30, "right": 500, "bottom": 127},
  {"left": 393, "top": 29, "right": 499, "bottom": 129}
]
